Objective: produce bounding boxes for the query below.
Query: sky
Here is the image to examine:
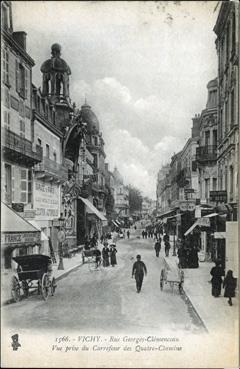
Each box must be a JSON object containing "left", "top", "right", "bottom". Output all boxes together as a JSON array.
[{"left": 13, "top": 1, "right": 219, "bottom": 199}]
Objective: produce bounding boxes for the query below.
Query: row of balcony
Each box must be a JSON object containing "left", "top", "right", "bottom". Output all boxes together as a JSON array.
[
  {"left": 196, "top": 145, "right": 217, "bottom": 163},
  {"left": 2, "top": 128, "right": 43, "bottom": 166},
  {"left": 34, "top": 156, "right": 68, "bottom": 182}
]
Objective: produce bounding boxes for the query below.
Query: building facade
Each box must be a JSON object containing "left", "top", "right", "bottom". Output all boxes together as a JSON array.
[
  {"left": 196, "top": 78, "right": 218, "bottom": 205},
  {"left": 214, "top": 1, "right": 239, "bottom": 220},
  {"left": 1, "top": 1, "right": 43, "bottom": 263}
]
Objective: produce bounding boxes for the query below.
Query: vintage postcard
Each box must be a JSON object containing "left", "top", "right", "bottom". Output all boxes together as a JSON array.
[{"left": 1, "top": 1, "right": 239, "bottom": 368}]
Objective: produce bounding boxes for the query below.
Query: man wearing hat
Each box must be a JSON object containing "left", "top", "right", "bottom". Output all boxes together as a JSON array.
[{"left": 132, "top": 255, "right": 147, "bottom": 293}]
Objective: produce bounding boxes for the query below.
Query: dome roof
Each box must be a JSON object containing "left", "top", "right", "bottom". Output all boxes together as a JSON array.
[{"left": 80, "top": 103, "right": 100, "bottom": 132}]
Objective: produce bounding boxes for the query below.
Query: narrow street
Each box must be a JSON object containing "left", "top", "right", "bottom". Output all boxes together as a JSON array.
[{"left": 3, "top": 233, "right": 204, "bottom": 334}]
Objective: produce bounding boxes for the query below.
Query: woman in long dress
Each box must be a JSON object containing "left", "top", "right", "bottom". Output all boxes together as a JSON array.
[{"left": 110, "top": 244, "right": 117, "bottom": 267}]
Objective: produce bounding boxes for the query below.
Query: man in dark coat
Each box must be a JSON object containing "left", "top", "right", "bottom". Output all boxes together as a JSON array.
[
  {"left": 102, "top": 242, "right": 110, "bottom": 267},
  {"left": 210, "top": 261, "right": 224, "bottom": 297},
  {"left": 154, "top": 239, "right": 161, "bottom": 257},
  {"left": 132, "top": 255, "right": 147, "bottom": 293},
  {"left": 164, "top": 240, "right": 171, "bottom": 257}
]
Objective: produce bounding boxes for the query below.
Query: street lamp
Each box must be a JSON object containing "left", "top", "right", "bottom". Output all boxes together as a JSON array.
[{"left": 57, "top": 214, "right": 65, "bottom": 270}]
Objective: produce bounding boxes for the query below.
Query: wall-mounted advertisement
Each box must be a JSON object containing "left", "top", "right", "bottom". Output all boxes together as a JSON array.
[{"left": 33, "top": 180, "right": 60, "bottom": 220}]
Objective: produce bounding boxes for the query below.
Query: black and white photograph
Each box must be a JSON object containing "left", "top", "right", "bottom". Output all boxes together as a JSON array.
[{"left": 1, "top": 1, "right": 239, "bottom": 368}]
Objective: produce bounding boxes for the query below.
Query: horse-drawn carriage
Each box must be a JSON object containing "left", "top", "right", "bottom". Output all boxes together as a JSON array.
[
  {"left": 82, "top": 248, "right": 102, "bottom": 271},
  {"left": 11, "top": 254, "right": 57, "bottom": 302}
]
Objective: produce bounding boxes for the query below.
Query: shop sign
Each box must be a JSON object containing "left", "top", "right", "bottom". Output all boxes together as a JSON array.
[
  {"left": 34, "top": 180, "right": 60, "bottom": 220},
  {"left": 179, "top": 201, "right": 196, "bottom": 211},
  {"left": 1, "top": 232, "right": 41, "bottom": 245},
  {"left": 210, "top": 191, "right": 227, "bottom": 203}
]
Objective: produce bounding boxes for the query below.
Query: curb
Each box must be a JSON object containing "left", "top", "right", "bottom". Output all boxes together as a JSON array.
[
  {"left": 163, "top": 257, "right": 208, "bottom": 333},
  {"left": 1, "top": 261, "right": 83, "bottom": 307}
]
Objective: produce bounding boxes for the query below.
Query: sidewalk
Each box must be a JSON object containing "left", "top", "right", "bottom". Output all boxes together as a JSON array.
[
  {"left": 164, "top": 242, "right": 238, "bottom": 333},
  {"left": 1, "top": 252, "right": 84, "bottom": 305}
]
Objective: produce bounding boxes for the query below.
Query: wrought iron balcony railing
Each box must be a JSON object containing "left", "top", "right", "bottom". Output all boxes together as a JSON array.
[
  {"left": 2, "top": 128, "right": 43, "bottom": 165},
  {"left": 196, "top": 145, "right": 217, "bottom": 163},
  {"left": 35, "top": 157, "right": 68, "bottom": 181}
]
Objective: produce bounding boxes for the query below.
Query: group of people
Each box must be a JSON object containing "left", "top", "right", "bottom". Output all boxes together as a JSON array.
[
  {"left": 102, "top": 241, "right": 118, "bottom": 267},
  {"left": 177, "top": 245, "right": 199, "bottom": 268},
  {"left": 154, "top": 233, "right": 171, "bottom": 257},
  {"left": 210, "top": 261, "right": 237, "bottom": 306}
]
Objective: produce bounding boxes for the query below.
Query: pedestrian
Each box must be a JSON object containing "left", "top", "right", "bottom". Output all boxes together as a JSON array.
[
  {"left": 127, "top": 230, "right": 130, "bottom": 239},
  {"left": 163, "top": 233, "right": 169, "bottom": 243},
  {"left": 210, "top": 261, "right": 224, "bottom": 297},
  {"left": 223, "top": 270, "right": 237, "bottom": 306},
  {"left": 142, "top": 230, "right": 145, "bottom": 239},
  {"left": 164, "top": 240, "right": 171, "bottom": 257},
  {"left": 109, "top": 244, "right": 117, "bottom": 267},
  {"left": 102, "top": 242, "right": 110, "bottom": 267},
  {"left": 132, "top": 255, "right": 147, "bottom": 293},
  {"left": 93, "top": 245, "right": 102, "bottom": 268},
  {"left": 154, "top": 239, "right": 161, "bottom": 257}
]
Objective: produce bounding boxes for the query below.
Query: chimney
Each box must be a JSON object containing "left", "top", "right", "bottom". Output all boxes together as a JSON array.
[
  {"left": 12, "top": 31, "right": 27, "bottom": 51},
  {"left": 191, "top": 113, "right": 200, "bottom": 138}
]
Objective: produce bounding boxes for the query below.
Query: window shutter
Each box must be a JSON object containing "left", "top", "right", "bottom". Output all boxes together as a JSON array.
[
  {"left": 25, "top": 67, "right": 28, "bottom": 98},
  {"left": 15, "top": 60, "right": 19, "bottom": 92}
]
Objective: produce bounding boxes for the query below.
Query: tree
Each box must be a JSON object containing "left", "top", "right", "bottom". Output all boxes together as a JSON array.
[{"left": 127, "top": 185, "right": 143, "bottom": 214}]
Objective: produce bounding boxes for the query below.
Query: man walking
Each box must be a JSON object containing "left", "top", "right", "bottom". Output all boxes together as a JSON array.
[
  {"left": 127, "top": 230, "right": 130, "bottom": 239},
  {"left": 154, "top": 239, "right": 161, "bottom": 257},
  {"left": 132, "top": 255, "right": 147, "bottom": 293}
]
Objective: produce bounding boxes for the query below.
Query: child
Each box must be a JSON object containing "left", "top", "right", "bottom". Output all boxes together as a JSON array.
[{"left": 223, "top": 270, "right": 237, "bottom": 306}]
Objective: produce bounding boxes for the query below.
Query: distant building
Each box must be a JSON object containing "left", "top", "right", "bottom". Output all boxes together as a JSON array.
[
  {"left": 112, "top": 167, "right": 129, "bottom": 225},
  {"left": 196, "top": 78, "right": 218, "bottom": 204}
]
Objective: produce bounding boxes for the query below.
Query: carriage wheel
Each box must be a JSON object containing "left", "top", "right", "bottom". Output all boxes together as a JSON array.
[
  {"left": 51, "top": 277, "right": 57, "bottom": 296},
  {"left": 11, "top": 276, "right": 21, "bottom": 302},
  {"left": 41, "top": 273, "right": 50, "bottom": 301},
  {"left": 22, "top": 280, "right": 29, "bottom": 298}
]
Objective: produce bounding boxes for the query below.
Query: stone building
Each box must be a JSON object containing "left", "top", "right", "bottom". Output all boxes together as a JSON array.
[
  {"left": 196, "top": 78, "right": 218, "bottom": 204},
  {"left": 214, "top": 1, "right": 239, "bottom": 221},
  {"left": 213, "top": 1, "right": 239, "bottom": 273},
  {"left": 1, "top": 1, "right": 43, "bottom": 265},
  {"left": 112, "top": 167, "right": 129, "bottom": 225}
]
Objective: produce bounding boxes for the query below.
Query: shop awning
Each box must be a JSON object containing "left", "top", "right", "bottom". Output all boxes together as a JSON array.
[
  {"left": 184, "top": 217, "right": 210, "bottom": 236},
  {"left": 204, "top": 213, "right": 218, "bottom": 218},
  {"left": 1, "top": 202, "right": 41, "bottom": 246},
  {"left": 184, "top": 221, "right": 199, "bottom": 236},
  {"left": 112, "top": 220, "right": 119, "bottom": 227},
  {"left": 27, "top": 220, "right": 49, "bottom": 241},
  {"left": 79, "top": 197, "right": 107, "bottom": 221},
  {"left": 115, "top": 220, "right": 121, "bottom": 226},
  {"left": 1, "top": 202, "right": 40, "bottom": 233}
]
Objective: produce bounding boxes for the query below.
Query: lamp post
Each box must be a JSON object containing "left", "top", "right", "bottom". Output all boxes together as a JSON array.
[{"left": 57, "top": 214, "right": 65, "bottom": 270}]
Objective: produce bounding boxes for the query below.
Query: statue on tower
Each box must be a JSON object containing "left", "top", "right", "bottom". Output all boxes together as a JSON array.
[{"left": 40, "top": 43, "right": 71, "bottom": 102}]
